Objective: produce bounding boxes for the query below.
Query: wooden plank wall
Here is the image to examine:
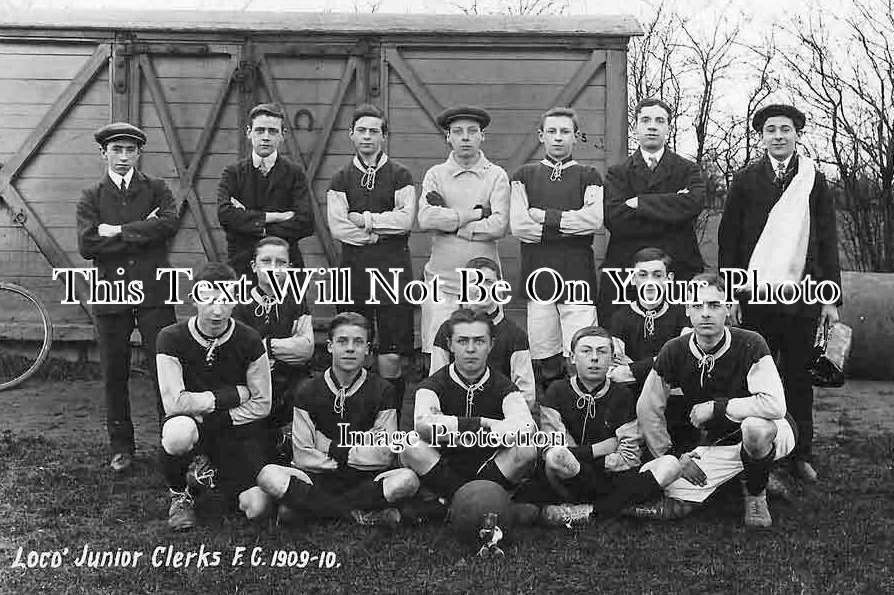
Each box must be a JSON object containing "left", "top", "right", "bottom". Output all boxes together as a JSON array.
[
  {"left": 0, "top": 41, "right": 108, "bottom": 337},
  {"left": 385, "top": 48, "right": 609, "bottom": 305},
  {"left": 0, "top": 35, "right": 627, "bottom": 341}
]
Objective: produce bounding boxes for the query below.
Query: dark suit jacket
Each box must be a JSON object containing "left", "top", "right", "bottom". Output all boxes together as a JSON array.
[
  {"left": 76, "top": 170, "right": 179, "bottom": 314},
  {"left": 718, "top": 154, "right": 841, "bottom": 316},
  {"left": 604, "top": 150, "right": 706, "bottom": 279},
  {"left": 216, "top": 156, "right": 314, "bottom": 274}
]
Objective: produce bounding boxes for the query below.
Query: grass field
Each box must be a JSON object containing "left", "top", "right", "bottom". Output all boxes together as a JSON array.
[{"left": 1, "top": 375, "right": 892, "bottom": 594}]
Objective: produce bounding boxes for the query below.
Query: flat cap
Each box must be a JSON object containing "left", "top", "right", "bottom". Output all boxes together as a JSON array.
[
  {"left": 436, "top": 105, "right": 491, "bottom": 130},
  {"left": 94, "top": 122, "right": 147, "bottom": 146},
  {"left": 752, "top": 104, "right": 806, "bottom": 132}
]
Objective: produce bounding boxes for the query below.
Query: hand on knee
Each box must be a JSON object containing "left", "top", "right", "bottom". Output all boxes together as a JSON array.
[
  {"left": 256, "top": 464, "right": 309, "bottom": 498},
  {"left": 380, "top": 468, "right": 420, "bottom": 503},
  {"left": 643, "top": 455, "right": 683, "bottom": 487},
  {"left": 544, "top": 446, "right": 580, "bottom": 480},
  {"left": 161, "top": 417, "right": 198, "bottom": 456},
  {"left": 238, "top": 486, "right": 274, "bottom": 520}
]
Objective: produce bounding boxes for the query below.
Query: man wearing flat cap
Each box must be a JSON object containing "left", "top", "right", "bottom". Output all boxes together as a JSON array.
[
  {"left": 76, "top": 122, "right": 179, "bottom": 472},
  {"left": 417, "top": 105, "right": 510, "bottom": 358},
  {"left": 217, "top": 103, "right": 315, "bottom": 276},
  {"left": 719, "top": 103, "right": 841, "bottom": 485}
]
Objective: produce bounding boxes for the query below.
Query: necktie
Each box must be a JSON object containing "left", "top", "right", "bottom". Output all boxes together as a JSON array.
[
  {"left": 776, "top": 162, "right": 786, "bottom": 181},
  {"left": 647, "top": 156, "right": 659, "bottom": 171},
  {"left": 119, "top": 179, "right": 126, "bottom": 192},
  {"left": 258, "top": 160, "right": 270, "bottom": 177}
]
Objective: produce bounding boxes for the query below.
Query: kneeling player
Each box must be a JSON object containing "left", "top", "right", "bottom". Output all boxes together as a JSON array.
[
  {"left": 156, "top": 262, "right": 272, "bottom": 531},
  {"left": 401, "top": 309, "right": 537, "bottom": 505},
  {"left": 429, "top": 257, "right": 535, "bottom": 409},
  {"left": 525, "top": 326, "right": 680, "bottom": 526},
  {"left": 232, "top": 236, "right": 314, "bottom": 462},
  {"left": 607, "top": 247, "right": 688, "bottom": 395},
  {"left": 636, "top": 274, "right": 796, "bottom": 527},
  {"left": 254, "top": 312, "right": 419, "bottom": 525}
]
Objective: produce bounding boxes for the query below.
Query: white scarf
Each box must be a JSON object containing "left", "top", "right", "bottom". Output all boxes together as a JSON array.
[{"left": 747, "top": 155, "right": 816, "bottom": 287}]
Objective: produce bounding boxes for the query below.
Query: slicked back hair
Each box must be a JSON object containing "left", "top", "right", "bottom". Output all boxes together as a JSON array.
[
  {"left": 351, "top": 103, "right": 388, "bottom": 135},
  {"left": 570, "top": 325, "right": 614, "bottom": 353},
  {"left": 631, "top": 247, "right": 673, "bottom": 269},
  {"left": 194, "top": 262, "right": 238, "bottom": 284},
  {"left": 634, "top": 98, "right": 673, "bottom": 121},
  {"left": 445, "top": 308, "right": 494, "bottom": 340},
  {"left": 540, "top": 106, "right": 579, "bottom": 132},
  {"left": 465, "top": 256, "right": 501, "bottom": 279},
  {"left": 328, "top": 311, "right": 371, "bottom": 341},
  {"left": 248, "top": 103, "right": 287, "bottom": 129}
]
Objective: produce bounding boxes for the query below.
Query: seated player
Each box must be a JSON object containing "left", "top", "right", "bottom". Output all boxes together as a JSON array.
[
  {"left": 254, "top": 312, "right": 419, "bottom": 526},
  {"left": 156, "top": 262, "right": 272, "bottom": 531},
  {"left": 520, "top": 326, "right": 681, "bottom": 526},
  {"left": 401, "top": 309, "right": 537, "bottom": 506},
  {"left": 232, "top": 236, "right": 314, "bottom": 462},
  {"left": 635, "top": 273, "right": 796, "bottom": 527},
  {"left": 607, "top": 247, "right": 688, "bottom": 395},
  {"left": 429, "top": 257, "right": 536, "bottom": 410}
]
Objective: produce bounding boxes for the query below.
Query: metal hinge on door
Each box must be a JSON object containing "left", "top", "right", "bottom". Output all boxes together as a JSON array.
[{"left": 234, "top": 60, "right": 258, "bottom": 92}]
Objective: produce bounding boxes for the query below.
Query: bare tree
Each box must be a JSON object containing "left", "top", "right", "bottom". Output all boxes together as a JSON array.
[
  {"left": 352, "top": 0, "right": 382, "bottom": 13},
  {"left": 780, "top": 0, "right": 894, "bottom": 271},
  {"left": 448, "top": 0, "right": 568, "bottom": 16}
]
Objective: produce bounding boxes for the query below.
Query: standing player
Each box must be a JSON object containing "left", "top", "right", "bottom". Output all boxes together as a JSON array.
[
  {"left": 635, "top": 274, "right": 796, "bottom": 527},
  {"left": 253, "top": 313, "right": 419, "bottom": 525},
  {"left": 601, "top": 98, "right": 705, "bottom": 321},
  {"left": 327, "top": 104, "right": 416, "bottom": 420},
  {"left": 233, "top": 236, "right": 314, "bottom": 462},
  {"left": 532, "top": 327, "right": 681, "bottom": 526},
  {"left": 509, "top": 107, "right": 603, "bottom": 395},
  {"left": 217, "top": 103, "right": 314, "bottom": 276},
  {"left": 76, "top": 122, "right": 178, "bottom": 472},
  {"left": 417, "top": 106, "right": 510, "bottom": 358},
  {"left": 401, "top": 309, "right": 537, "bottom": 504},
  {"left": 156, "top": 263, "right": 272, "bottom": 531},
  {"left": 607, "top": 247, "right": 688, "bottom": 395},
  {"left": 429, "top": 257, "right": 535, "bottom": 410},
  {"left": 719, "top": 103, "right": 841, "bottom": 483}
]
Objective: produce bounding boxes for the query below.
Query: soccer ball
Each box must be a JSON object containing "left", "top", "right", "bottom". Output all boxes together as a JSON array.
[{"left": 449, "top": 480, "right": 511, "bottom": 543}]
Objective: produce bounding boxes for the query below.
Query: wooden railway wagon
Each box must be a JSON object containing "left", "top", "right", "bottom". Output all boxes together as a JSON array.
[{"left": 0, "top": 9, "right": 641, "bottom": 347}]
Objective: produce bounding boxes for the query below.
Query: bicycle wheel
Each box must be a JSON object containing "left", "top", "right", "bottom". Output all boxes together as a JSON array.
[{"left": 0, "top": 281, "right": 53, "bottom": 390}]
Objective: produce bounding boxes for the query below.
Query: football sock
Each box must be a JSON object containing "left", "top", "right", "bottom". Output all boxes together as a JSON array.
[
  {"left": 344, "top": 479, "right": 390, "bottom": 509},
  {"left": 741, "top": 446, "right": 775, "bottom": 495},
  {"left": 592, "top": 470, "right": 661, "bottom": 517},
  {"left": 477, "top": 459, "right": 515, "bottom": 492},
  {"left": 420, "top": 458, "right": 466, "bottom": 499},
  {"left": 160, "top": 449, "right": 193, "bottom": 492}
]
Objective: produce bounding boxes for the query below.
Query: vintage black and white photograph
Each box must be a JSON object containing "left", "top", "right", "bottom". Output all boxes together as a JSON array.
[{"left": 0, "top": 0, "right": 891, "bottom": 592}]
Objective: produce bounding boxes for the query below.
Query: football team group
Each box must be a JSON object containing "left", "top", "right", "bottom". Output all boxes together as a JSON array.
[{"left": 75, "top": 95, "right": 841, "bottom": 534}]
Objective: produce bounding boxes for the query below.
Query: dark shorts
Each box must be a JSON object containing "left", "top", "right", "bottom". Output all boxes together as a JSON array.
[
  {"left": 518, "top": 454, "right": 637, "bottom": 504},
  {"left": 440, "top": 446, "right": 500, "bottom": 481},
  {"left": 306, "top": 467, "right": 387, "bottom": 510},
  {"left": 166, "top": 414, "right": 267, "bottom": 495},
  {"left": 337, "top": 303, "right": 414, "bottom": 356}
]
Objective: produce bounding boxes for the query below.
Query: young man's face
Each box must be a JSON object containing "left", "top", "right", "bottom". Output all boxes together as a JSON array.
[
  {"left": 446, "top": 118, "right": 484, "bottom": 160},
  {"left": 328, "top": 324, "right": 370, "bottom": 375},
  {"left": 467, "top": 266, "right": 499, "bottom": 314},
  {"left": 635, "top": 105, "right": 670, "bottom": 152},
  {"left": 572, "top": 335, "right": 612, "bottom": 387},
  {"left": 633, "top": 259, "right": 672, "bottom": 308},
  {"left": 101, "top": 139, "right": 140, "bottom": 176},
  {"left": 195, "top": 288, "right": 236, "bottom": 336},
  {"left": 686, "top": 284, "right": 728, "bottom": 340},
  {"left": 449, "top": 320, "right": 493, "bottom": 378},
  {"left": 761, "top": 115, "right": 800, "bottom": 161},
  {"left": 539, "top": 115, "right": 576, "bottom": 161},
  {"left": 246, "top": 114, "right": 284, "bottom": 158},
  {"left": 350, "top": 115, "right": 386, "bottom": 159},
  {"left": 251, "top": 243, "right": 290, "bottom": 292}
]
